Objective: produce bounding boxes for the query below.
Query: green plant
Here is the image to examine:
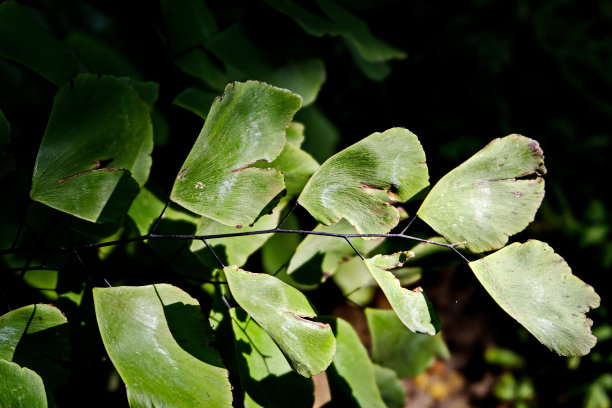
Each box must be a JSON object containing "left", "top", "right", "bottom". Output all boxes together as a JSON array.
[{"left": 0, "top": 1, "right": 603, "bottom": 407}]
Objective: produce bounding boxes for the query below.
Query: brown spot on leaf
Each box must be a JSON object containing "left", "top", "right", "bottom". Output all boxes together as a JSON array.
[{"left": 515, "top": 191, "right": 523, "bottom": 197}]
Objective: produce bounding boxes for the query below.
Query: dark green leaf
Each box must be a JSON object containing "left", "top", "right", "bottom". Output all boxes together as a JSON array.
[
  {"left": 373, "top": 364, "right": 406, "bottom": 408},
  {"left": 366, "top": 308, "right": 449, "bottom": 378},
  {"left": 30, "top": 74, "right": 156, "bottom": 222},
  {"left": 173, "top": 87, "right": 219, "bottom": 119},
  {"left": 66, "top": 33, "right": 141, "bottom": 78},
  {"left": 93, "top": 284, "right": 233, "bottom": 408}
]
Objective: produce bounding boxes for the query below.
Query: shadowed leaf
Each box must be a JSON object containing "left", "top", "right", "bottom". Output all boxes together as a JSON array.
[
  {"left": 93, "top": 284, "right": 232, "bottom": 408},
  {"left": 366, "top": 308, "right": 449, "bottom": 378},
  {"left": 30, "top": 74, "right": 156, "bottom": 222},
  {"left": 299, "top": 127, "right": 429, "bottom": 234},
  {"left": 170, "top": 81, "right": 301, "bottom": 227},
  {"left": 418, "top": 134, "right": 546, "bottom": 253},
  {"left": 469, "top": 240, "right": 600, "bottom": 356},
  {"left": 224, "top": 266, "right": 335, "bottom": 377}
]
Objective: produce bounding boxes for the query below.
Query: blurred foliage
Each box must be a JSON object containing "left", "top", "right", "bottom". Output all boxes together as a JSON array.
[{"left": 1, "top": 0, "right": 611, "bottom": 406}]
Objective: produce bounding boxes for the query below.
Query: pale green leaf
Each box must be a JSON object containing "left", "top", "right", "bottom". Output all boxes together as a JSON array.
[
  {"left": 288, "top": 219, "right": 383, "bottom": 277},
  {"left": 321, "top": 316, "right": 386, "bottom": 408},
  {"left": 128, "top": 188, "right": 199, "bottom": 236},
  {"left": 190, "top": 200, "right": 283, "bottom": 267},
  {"left": 224, "top": 266, "right": 335, "bottom": 377},
  {"left": 299, "top": 127, "right": 429, "bottom": 234},
  {"left": 286, "top": 122, "right": 305, "bottom": 147},
  {"left": 469, "top": 240, "right": 600, "bottom": 356},
  {"left": 170, "top": 81, "right": 301, "bottom": 227},
  {"left": 230, "top": 308, "right": 314, "bottom": 408},
  {"left": 364, "top": 252, "right": 440, "bottom": 334},
  {"left": 417, "top": 134, "right": 546, "bottom": 253},
  {"left": 0, "top": 304, "right": 69, "bottom": 392},
  {"left": 0, "top": 1, "right": 81, "bottom": 86},
  {"left": 30, "top": 74, "right": 156, "bottom": 223},
  {"left": 206, "top": 24, "right": 325, "bottom": 106},
  {"left": 373, "top": 364, "right": 406, "bottom": 408},
  {"left": 93, "top": 284, "right": 232, "bottom": 408},
  {"left": 0, "top": 360, "right": 47, "bottom": 408},
  {"left": 173, "top": 87, "right": 218, "bottom": 119},
  {"left": 366, "top": 308, "right": 449, "bottom": 378},
  {"left": 333, "top": 256, "right": 378, "bottom": 306}
]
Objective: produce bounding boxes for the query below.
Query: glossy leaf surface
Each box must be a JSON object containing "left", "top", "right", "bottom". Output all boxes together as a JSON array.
[
  {"left": 364, "top": 252, "right": 440, "bottom": 335},
  {"left": 30, "top": 74, "right": 155, "bottom": 222},
  {"left": 299, "top": 128, "right": 428, "bottom": 234},
  {"left": 469, "top": 240, "right": 600, "bottom": 356},
  {"left": 418, "top": 134, "right": 546, "bottom": 253},
  {"left": 93, "top": 284, "right": 232, "bottom": 407},
  {"left": 171, "top": 81, "right": 301, "bottom": 227},
  {"left": 224, "top": 266, "right": 335, "bottom": 377},
  {"left": 366, "top": 308, "right": 449, "bottom": 378}
]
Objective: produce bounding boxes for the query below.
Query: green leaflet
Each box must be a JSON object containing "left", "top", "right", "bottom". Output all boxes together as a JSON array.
[
  {"left": 30, "top": 74, "right": 156, "bottom": 223},
  {"left": 170, "top": 81, "right": 302, "bottom": 227},
  {"left": 288, "top": 219, "right": 383, "bottom": 277},
  {"left": 299, "top": 127, "right": 429, "bottom": 234},
  {"left": 66, "top": 32, "right": 141, "bottom": 78},
  {"left": 296, "top": 105, "right": 340, "bottom": 163},
  {"left": 373, "top": 364, "right": 406, "bottom": 408},
  {"left": 0, "top": 1, "right": 81, "bottom": 86},
  {"left": 364, "top": 252, "right": 440, "bottom": 335},
  {"left": 173, "top": 87, "right": 218, "bottom": 119},
  {"left": 224, "top": 266, "right": 335, "bottom": 377},
  {"left": 321, "top": 316, "right": 386, "bottom": 408},
  {"left": 0, "top": 304, "right": 70, "bottom": 393},
  {"left": 417, "top": 134, "right": 546, "bottom": 253},
  {"left": 93, "top": 284, "right": 233, "bottom": 408},
  {"left": 0, "top": 360, "right": 47, "bottom": 408},
  {"left": 366, "top": 308, "right": 449, "bottom": 378},
  {"left": 469, "top": 240, "right": 600, "bottom": 356},
  {"left": 230, "top": 308, "right": 314, "bottom": 408}
]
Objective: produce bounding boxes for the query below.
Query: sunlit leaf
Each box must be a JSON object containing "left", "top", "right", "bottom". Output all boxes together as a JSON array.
[
  {"left": 170, "top": 81, "right": 301, "bottom": 227},
  {"left": 0, "top": 360, "right": 47, "bottom": 408},
  {"left": 417, "top": 134, "right": 546, "bottom": 253},
  {"left": 321, "top": 316, "right": 386, "bottom": 408},
  {"left": 0, "top": 1, "right": 81, "bottom": 86},
  {"left": 230, "top": 308, "right": 314, "bottom": 408},
  {"left": 30, "top": 74, "right": 156, "bottom": 223},
  {"left": 224, "top": 266, "right": 335, "bottom": 377},
  {"left": 366, "top": 308, "right": 449, "bottom": 378},
  {"left": 93, "top": 284, "right": 233, "bottom": 408},
  {"left": 0, "top": 304, "right": 69, "bottom": 392},
  {"left": 206, "top": 24, "right": 325, "bottom": 106},
  {"left": 373, "top": 364, "right": 406, "bottom": 408},
  {"left": 364, "top": 252, "right": 440, "bottom": 334},
  {"left": 469, "top": 240, "right": 600, "bottom": 356},
  {"left": 299, "top": 127, "right": 429, "bottom": 234},
  {"left": 288, "top": 219, "right": 383, "bottom": 277}
]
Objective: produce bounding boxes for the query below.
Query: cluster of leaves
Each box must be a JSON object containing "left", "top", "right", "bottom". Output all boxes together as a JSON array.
[{"left": 0, "top": 1, "right": 604, "bottom": 407}]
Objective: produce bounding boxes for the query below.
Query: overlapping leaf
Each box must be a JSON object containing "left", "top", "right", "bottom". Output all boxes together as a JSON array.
[
  {"left": 170, "top": 81, "right": 302, "bottom": 227},
  {"left": 321, "top": 316, "right": 386, "bottom": 408},
  {"left": 469, "top": 240, "right": 600, "bottom": 356},
  {"left": 93, "top": 284, "right": 233, "bottom": 408},
  {"left": 366, "top": 308, "right": 449, "bottom": 378},
  {"left": 417, "top": 134, "right": 546, "bottom": 253},
  {"left": 30, "top": 74, "right": 156, "bottom": 223},
  {"left": 373, "top": 364, "right": 406, "bottom": 408},
  {"left": 230, "top": 308, "right": 314, "bottom": 408},
  {"left": 299, "top": 127, "right": 429, "bottom": 234},
  {"left": 224, "top": 266, "right": 335, "bottom": 377},
  {"left": 0, "top": 304, "right": 69, "bottom": 393},
  {"left": 364, "top": 252, "right": 440, "bottom": 334},
  {"left": 0, "top": 1, "right": 81, "bottom": 86}
]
